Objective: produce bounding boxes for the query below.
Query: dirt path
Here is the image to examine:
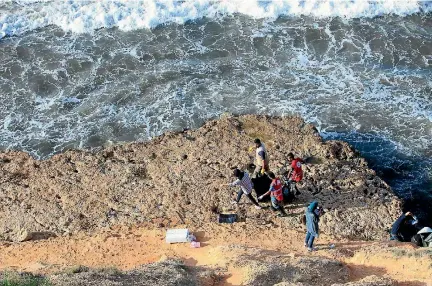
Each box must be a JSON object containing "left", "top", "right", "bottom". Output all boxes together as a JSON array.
[{"left": 0, "top": 223, "right": 431, "bottom": 285}]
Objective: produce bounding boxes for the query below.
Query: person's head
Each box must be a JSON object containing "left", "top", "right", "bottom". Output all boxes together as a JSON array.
[
  {"left": 308, "top": 201, "right": 318, "bottom": 212},
  {"left": 233, "top": 168, "right": 241, "bottom": 178},
  {"left": 287, "top": 152, "right": 294, "bottom": 161},
  {"left": 267, "top": 171, "right": 276, "bottom": 180},
  {"left": 233, "top": 168, "right": 244, "bottom": 179},
  {"left": 254, "top": 138, "right": 261, "bottom": 148}
]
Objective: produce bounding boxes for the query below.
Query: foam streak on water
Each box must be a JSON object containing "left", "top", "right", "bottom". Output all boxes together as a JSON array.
[{"left": 1, "top": 0, "right": 432, "bottom": 38}]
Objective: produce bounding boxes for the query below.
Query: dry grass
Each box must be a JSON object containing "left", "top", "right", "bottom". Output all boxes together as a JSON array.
[{"left": 0, "top": 272, "right": 51, "bottom": 286}]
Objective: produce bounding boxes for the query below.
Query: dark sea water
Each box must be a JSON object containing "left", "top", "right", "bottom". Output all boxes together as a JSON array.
[{"left": 0, "top": 1, "right": 431, "bottom": 220}]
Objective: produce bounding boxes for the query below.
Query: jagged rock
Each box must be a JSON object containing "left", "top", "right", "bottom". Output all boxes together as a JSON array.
[
  {"left": 16, "top": 230, "right": 57, "bottom": 242},
  {"left": 0, "top": 115, "right": 401, "bottom": 241}
]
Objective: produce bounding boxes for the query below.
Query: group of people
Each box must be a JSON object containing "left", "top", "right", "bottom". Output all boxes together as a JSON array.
[
  {"left": 221, "top": 138, "right": 322, "bottom": 252},
  {"left": 390, "top": 211, "right": 432, "bottom": 247},
  {"left": 222, "top": 138, "right": 431, "bottom": 251}
]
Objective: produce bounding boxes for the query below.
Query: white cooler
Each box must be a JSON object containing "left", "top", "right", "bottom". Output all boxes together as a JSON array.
[{"left": 165, "top": 229, "right": 190, "bottom": 244}]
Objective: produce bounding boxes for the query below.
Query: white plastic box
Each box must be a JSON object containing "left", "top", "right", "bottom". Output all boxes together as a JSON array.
[{"left": 165, "top": 229, "right": 190, "bottom": 244}]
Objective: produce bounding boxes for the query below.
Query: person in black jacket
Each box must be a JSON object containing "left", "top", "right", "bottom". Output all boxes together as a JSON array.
[{"left": 390, "top": 211, "right": 419, "bottom": 241}]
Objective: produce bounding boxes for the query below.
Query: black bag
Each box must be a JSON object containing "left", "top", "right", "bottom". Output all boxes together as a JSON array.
[
  {"left": 218, "top": 214, "right": 238, "bottom": 224},
  {"left": 283, "top": 185, "right": 295, "bottom": 203}
]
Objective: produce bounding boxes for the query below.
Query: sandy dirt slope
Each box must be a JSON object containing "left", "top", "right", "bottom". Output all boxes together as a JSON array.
[{"left": 0, "top": 223, "right": 431, "bottom": 285}]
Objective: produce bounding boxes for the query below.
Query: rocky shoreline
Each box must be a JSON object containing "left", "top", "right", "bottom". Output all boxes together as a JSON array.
[{"left": 0, "top": 115, "right": 401, "bottom": 242}]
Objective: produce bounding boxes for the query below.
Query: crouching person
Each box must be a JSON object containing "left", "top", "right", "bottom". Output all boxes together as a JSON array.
[
  {"left": 305, "top": 201, "right": 320, "bottom": 252},
  {"left": 390, "top": 211, "right": 418, "bottom": 242},
  {"left": 259, "top": 172, "right": 287, "bottom": 217}
]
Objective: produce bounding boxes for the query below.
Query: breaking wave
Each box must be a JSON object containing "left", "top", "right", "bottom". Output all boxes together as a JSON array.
[{"left": 1, "top": 0, "right": 432, "bottom": 38}]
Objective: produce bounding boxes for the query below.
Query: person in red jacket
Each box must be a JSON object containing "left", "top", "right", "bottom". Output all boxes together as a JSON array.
[
  {"left": 259, "top": 172, "right": 287, "bottom": 217},
  {"left": 287, "top": 153, "right": 304, "bottom": 195}
]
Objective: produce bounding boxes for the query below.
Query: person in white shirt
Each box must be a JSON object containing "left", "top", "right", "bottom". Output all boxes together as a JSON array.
[{"left": 252, "top": 138, "right": 269, "bottom": 178}]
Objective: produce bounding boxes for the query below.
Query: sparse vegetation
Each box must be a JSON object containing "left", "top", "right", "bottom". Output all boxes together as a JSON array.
[
  {"left": 390, "top": 248, "right": 407, "bottom": 257},
  {"left": 62, "top": 265, "right": 89, "bottom": 275},
  {"left": 96, "top": 266, "right": 123, "bottom": 276},
  {"left": 0, "top": 273, "right": 51, "bottom": 286},
  {"left": 58, "top": 265, "right": 121, "bottom": 276},
  {"left": 391, "top": 248, "right": 432, "bottom": 259}
]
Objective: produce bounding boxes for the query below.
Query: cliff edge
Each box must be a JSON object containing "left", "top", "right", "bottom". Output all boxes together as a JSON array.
[{"left": 0, "top": 115, "right": 401, "bottom": 242}]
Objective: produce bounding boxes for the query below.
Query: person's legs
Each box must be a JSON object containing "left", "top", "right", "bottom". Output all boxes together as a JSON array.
[
  {"left": 390, "top": 233, "right": 402, "bottom": 242},
  {"left": 271, "top": 197, "right": 280, "bottom": 210},
  {"left": 307, "top": 235, "right": 315, "bottom": 249},
  {"left": 289, "top": 180, "right": 300, "bottom": 196},
  {"left": 245, "top": 193, "right": 260, "bottom": 207},
  {"left": 252, "top": 165, "right": 262, "bottom": 178},
  {"left": 305, "top": 232, "right": 311, "bottom": 246},
  {"left": 277, "top": 205, "right": 287, "bottom": 216},
  {"left": 271, "top": 197, "right": 286, "bottom": 216},
  {"left": 264, "top": 164, "right": 270, "bottom": 173},
  {"left": 292, "top": 181, "right": 301, "bottom": 195},
  {"left": 235, "top": 189, "right": 243, "bottom": 203}
]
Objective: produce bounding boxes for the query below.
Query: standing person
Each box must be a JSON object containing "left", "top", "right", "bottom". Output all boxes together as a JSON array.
[
  {"left": 252, "top": 138, "right": 269, "bottom": 178},
  {"left": 287, "top": 153, "right": 304, "bottom": 195},
  {"left": 222, "top": 169, "right": 262, "bottom": 209},
  {"left": 259, "top": 172, "right": 287, "bottom": 217},
  {"left": 305, "top": 201, "right": 320, "bottom": 252}
]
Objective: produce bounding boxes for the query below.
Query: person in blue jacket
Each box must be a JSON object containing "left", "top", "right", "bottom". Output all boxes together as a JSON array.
[{"left": 305, "top": 201, "right": 320, "bottom": 252}]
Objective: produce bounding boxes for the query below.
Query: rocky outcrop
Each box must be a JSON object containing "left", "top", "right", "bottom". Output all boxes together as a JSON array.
[{"left": 0, "top": 115, "right": 401, "bottom": 242}]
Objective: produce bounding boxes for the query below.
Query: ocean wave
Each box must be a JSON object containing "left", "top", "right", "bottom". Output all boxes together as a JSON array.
[{"left": 1, "top": 0, "right": 432, "bottom": 38}]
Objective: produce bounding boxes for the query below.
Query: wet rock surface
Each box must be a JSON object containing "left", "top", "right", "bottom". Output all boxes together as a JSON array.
[{"left": 0, "top": 115, "right": 401, "bottom": 242}]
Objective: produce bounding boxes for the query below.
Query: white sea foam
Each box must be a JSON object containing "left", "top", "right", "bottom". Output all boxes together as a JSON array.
[{"left": 1, "top": 0, "right": 432, "bottom": 38}]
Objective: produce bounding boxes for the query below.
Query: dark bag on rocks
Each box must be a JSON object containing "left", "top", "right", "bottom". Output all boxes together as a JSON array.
[
  {"left": 218, "top": 214, "right": 238, "bottom": 224},
  {"left": 283, "top": 185, "right": 295, "bottom": 203}
]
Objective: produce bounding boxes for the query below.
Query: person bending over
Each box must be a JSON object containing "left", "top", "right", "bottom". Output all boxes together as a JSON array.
[
  {"left": 222, "top": 168, "right": 262, "bottom": 210},
  {"left": 390, "top": 211, "right": 419, "bottom": 242},
  {"left": 259, "top": 172, "right": 287, "bottom": 217}
]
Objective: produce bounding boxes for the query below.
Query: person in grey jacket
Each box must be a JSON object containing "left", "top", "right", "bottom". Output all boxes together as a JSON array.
[{"left": 222, "top": 168, "right": 262, "bottom": 209}]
